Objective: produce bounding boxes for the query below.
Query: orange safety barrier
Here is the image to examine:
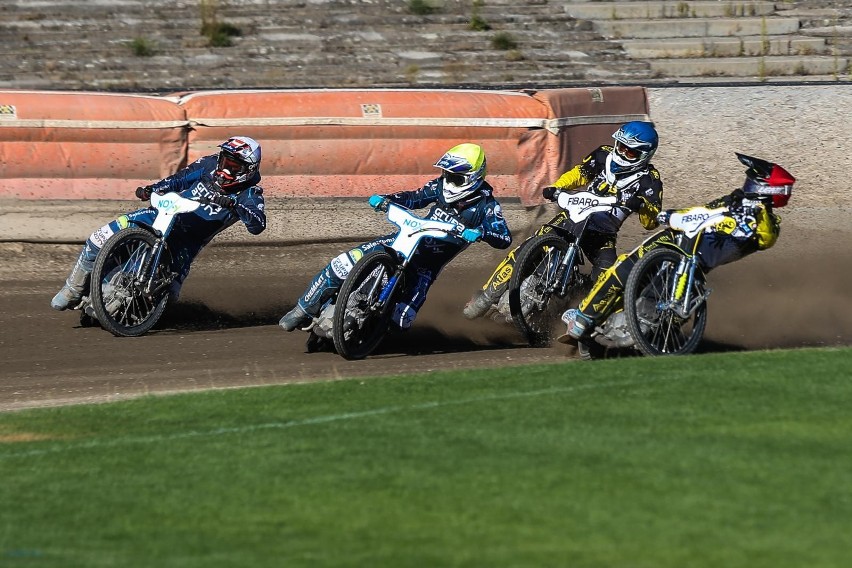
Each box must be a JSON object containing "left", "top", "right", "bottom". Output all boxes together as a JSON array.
[
  {"left": 0, "top": 87, "right": 648, "bottom": 205},
  {"left": 180, "top": 87, "right": 649, "bottom": 205},
  {"left": 0, "top": 91, "right": 187, "bottom": 199}
]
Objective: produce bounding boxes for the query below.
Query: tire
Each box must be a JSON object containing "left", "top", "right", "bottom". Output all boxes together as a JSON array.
[
  {"left": 332, "top": 250, "right": 400, "bottom": 360},
  {"left": 624, "top": 247, "right": 707, "bottom": 356},
  {"left": 508, "top": 233, "right": 575, "bottom": 347},
  {"left": 91, "top": 228, "right": 171, "bottom": 337}
]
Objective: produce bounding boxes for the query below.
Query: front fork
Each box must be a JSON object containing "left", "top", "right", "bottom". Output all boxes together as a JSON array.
[{"left": 668, "top": 256, "right": 703, "bottom": 319}]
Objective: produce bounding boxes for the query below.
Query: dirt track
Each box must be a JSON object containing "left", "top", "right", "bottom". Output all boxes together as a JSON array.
[{"left": 2, "top": 212, "right": 850, "bottom": 412}]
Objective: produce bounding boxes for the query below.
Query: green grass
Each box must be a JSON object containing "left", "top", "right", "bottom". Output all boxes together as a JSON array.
[{"left": 1, "top": 348, "right": 851, "bottom": 567}]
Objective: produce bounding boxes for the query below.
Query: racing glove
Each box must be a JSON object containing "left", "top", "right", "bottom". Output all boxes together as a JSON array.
[
  {"left": 656, "top": 210, "right": 672, "bottom": 225},
  {"left": 542, "top": 186, "right": 558, "bottom": 201},
  {"left": 368, "top": 194, "right": 389, "bottom": 212},
  {"left": 135, "top": 185, "right": 154, "bottom": 201},
  {"left": 461, "top": 227, "right": 483, "bottom": 243},
  {"left": 209, "top": 193, "right": 236, "bottom": 210}
]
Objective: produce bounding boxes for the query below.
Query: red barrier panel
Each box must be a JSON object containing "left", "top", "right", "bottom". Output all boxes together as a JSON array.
[{"left": 0, "top": 91, "right": 186, "bottom": 199}]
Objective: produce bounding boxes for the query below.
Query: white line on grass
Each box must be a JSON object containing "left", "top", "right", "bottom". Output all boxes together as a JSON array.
[{"left": 0, "top": 376, "right": 677, "bottom": 460}]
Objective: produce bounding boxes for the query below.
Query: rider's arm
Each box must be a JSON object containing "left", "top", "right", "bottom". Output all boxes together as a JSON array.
[
  {"left": 232, "top": 186, "right": 266, "bottom": 235},
  {"left": 385, "top": 180, "right": 441, "bottom": 210},
  {"left": 754, "top": 204, "right": 781, "bottom": 250},
  {"left": 634, "top": 170, "right": 664, "bottom": 230},
  {"left": 479, "top": 199, "right": 512, "bottom": 249},
  {"left": 146, "top": 156, "right": 215, "bottom": 194}
]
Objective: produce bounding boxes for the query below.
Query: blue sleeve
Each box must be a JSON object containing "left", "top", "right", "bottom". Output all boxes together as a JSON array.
[
  {"left": 480, "top": 198, "right": 512, "bottom": 249},
  {"left": 385, "top": 180, "right": 441, "bottom": 210},
  {"left": 148, "top": 156, "right": 215, "bottom": 194},
  {"left": 233, "top": 186, "right": 266, "bottom": 235}
]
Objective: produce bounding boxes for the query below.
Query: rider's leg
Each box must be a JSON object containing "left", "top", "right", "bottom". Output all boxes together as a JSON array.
[
  {"left": 465, "top": 210, "right": 570, "bottom": 319},
  {"left": 51, "top": 212, "right": 148, "bottom": 311},
  {"left": 51, "top": 241, "right": 98, "bottom": 310},
  {"left": 280, "top": 238, "right": 391, "bottom": 331},
  {"left": 391, "top": 267, "right": 434, "bottom": 330},
  {"left": 463, "top": 246, "right": 518, "bottom": 319}
]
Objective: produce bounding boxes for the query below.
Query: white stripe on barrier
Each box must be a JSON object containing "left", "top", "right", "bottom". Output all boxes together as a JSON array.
[{"left": 0, "top": 114, "right": 649, "bottom": 134}]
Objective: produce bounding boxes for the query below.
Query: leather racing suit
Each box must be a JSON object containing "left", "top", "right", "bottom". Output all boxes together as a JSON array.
[{"left": 577, "top": 189, "right": 781, "bottom": 326}]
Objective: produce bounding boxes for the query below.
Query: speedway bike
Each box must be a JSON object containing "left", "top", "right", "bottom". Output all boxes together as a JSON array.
[
  {"left": 79, "top": 192, "right": 202, "bottom": 337},
  {"left": 306, "top": 201, "right": 478, "bottom": 360},
  {"left": 507, "top": 189, "right": 618, "bottom": 346},
  {"left": 579, "top": 205, "right": 722, "bottom": 359}
]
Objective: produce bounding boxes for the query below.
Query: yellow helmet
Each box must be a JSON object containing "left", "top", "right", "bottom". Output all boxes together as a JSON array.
[{"left": 434, "top": 143, "right": 487, "bottom": 203}]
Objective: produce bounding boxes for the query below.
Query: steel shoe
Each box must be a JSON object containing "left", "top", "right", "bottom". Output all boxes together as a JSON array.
[
  {"left": 279, "top": 304, "right": 312, "bottom": 332},
  {"left": 51, "top": 285, "right": 83, "bottom": 311},
  {"left": 462, "top": 290, "right": 495, "bottom": 320}
]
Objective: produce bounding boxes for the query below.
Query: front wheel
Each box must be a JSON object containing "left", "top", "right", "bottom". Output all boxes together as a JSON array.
[
  {"left": 624, "top": 247, "right": 707, "bottom": 356},
  {"left": 508, "top": 233, "right": 575, "bottom": 347},
  {"left": 332, "top": 250, "right": 400, "bottom": 360},
  {"left": 91, "top": 228, "right": 172, "bottom": 337}
]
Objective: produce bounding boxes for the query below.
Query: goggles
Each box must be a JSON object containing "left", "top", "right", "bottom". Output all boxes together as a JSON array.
[{"left": 615, "top": 141, "right": 643, "bottom": 162}]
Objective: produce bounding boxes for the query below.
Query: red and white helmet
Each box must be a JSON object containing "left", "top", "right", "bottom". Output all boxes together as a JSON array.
[{"left": 215, "top": 136, "right": 261, "bottom": 193}]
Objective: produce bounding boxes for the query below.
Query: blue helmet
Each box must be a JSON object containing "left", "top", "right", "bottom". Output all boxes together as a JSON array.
[{"left": 608, "top": 121, "right": 658, "bottom": 176}]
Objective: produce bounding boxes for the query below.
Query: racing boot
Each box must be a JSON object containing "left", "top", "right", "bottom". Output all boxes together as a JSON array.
[
  {"left": 463, "top": 289, "right": 498, "bottom": 320},
  {"left": 279, "top": 304, "right": 312, "bottom": 332},
  {"left": 50, "top": 254, "right": 92, "bottom": 311},
  {"left": 556, "top": 308, "right": 594, "bottom": 345}
]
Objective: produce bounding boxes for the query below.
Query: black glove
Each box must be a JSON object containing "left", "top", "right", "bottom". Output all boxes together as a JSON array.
[
  {"left": 209, "top": 193, "right": 236, "bottom": 210},
  {"left": 624, "top": 194, "right": 643, "bottom": 210},
  {"left": 542, "top": 186, "right": 558, "bottom": 201},
  {"left": 135, "top": 185, "right": 153, "bottom": 201}
]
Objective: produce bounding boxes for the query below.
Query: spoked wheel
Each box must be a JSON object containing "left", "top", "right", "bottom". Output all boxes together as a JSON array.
[
  {"left": 508, "top": 234, "right": 574, "bottom": 347},
  {"left": 91, "top": 228, "right": 172, "bottom": 337},
  {"left": 624, "top": 247, "right": 707, "bottom": 356},
  {"left": 332, "top": 250, "right": 400, "bottom": 360}
]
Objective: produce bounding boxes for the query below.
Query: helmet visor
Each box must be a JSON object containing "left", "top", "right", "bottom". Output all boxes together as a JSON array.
[
  {"left": 216, "top": 153, "right": 248, "bottom": 186},
  {"left": 615, "top": 141, "right": 642, "bottom": 163},
  {"left": 443, "top": 170, "right": 472, "bottom": 188}
]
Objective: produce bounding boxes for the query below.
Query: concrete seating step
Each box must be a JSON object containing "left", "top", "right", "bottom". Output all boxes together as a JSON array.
[
  {"left": 622, "top": 35, "right": 828, "bottom": 58},
  {"left": 594, "top": 17, "right": 802, "bottom": 39},
  {"left": 564, "top": 1, "right": 776, "bottom": 20},
  {"left": 649, "top": 54, "right": 849, "bottom": 77}
]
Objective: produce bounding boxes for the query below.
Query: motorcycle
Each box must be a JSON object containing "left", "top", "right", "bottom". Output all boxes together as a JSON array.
[
  {"left": 507, "top": 189, "right": 618, "bottom": 346},
  {"left": 305, "top": 202, "right": 477, "bottom": 360},
  {"left": 576, "top": 204, "right": 724, "bottom": 359},
  {"left": 77, "top": 192, "right": 202, "bottom": 337}
]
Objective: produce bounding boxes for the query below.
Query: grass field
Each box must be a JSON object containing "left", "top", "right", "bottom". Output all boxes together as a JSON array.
[{"left": 1, "top": 348, "right": 851, "bottom": 567}]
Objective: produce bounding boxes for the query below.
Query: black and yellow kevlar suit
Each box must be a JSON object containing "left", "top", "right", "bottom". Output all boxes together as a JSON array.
[
  {"left": 576, "top": 189, "right": 781, "bottom": 326},
  {"left": 475, "top": 145, "right": 664, "bottom": 308}
]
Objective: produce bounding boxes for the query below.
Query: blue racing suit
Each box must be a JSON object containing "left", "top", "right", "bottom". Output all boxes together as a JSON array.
[
  {"left": 295, "top": 178, "right": 512, "bottom": 328},
  {"left": 77, "top": 155, "right": 266, "bottom": 299}
]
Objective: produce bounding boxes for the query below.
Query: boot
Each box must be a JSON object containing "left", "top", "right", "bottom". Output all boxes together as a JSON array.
[
  {"left": 50, "top": 256, "right": 91, "bottom": 311},
  {"left": 279, "top": 304, "right": 312, "bottom": 332},
  {"left": 462, "top": 289, "right": 497, "bottom": 320}
]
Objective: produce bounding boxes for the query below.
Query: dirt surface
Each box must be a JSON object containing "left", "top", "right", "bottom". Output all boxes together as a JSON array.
[{"left": 2, "top": 214, "right": 850, "bottom": 412}]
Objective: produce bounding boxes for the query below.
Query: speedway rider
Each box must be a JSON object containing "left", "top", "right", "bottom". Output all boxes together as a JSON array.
[
  {"left": 51, "top": 136, "right": 266, "bottom": 313},
  {"left": 279, "top": 142, "right": 512, "bottom": 333},
  {"left": 559, "top": 153, "right": 795, "bottom": 347},
  {"left": 463, "top": 121, "right": 664, "bottom": 320}
]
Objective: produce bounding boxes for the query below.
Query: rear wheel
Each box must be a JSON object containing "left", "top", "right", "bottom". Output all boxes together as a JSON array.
[
  {"left": 508, "top": 234, "right": 575, "bottom": 347},
  {"left": 624, "top": 247, "right": 707, "bottom": 356},
  {"left": 332, "top": 250, "right": 400, "bottom": 360},
  {"left": 91, "top": 228, "right": 172, "bottom": 337}
]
